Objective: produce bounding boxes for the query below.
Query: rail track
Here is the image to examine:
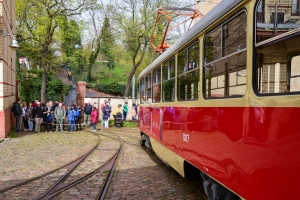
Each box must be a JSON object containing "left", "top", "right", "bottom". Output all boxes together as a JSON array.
[{"left": 0, "top": 129, "right": 123, "bottom": 200}]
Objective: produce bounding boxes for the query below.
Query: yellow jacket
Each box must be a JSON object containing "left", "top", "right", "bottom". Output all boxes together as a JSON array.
[{"left": 112, "top": 106, "right": 119, "bottom": 115}]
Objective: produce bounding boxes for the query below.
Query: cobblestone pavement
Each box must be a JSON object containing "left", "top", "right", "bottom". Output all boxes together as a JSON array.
[
  {"left": 105, "top": 128, "right": 206, "bottom": 200},
  {"left": 0, "top": 131, "right": 98, "bottom": 190},
  {"left": 0, "top": 127, "right": 206, "bottom": 200}
]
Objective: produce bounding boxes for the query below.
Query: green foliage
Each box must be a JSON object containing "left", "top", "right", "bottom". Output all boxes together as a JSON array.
[
  {"left": 18, "top": 70, "right": 72, "bottom": 102},
  {"left": 122, "top": 121, "right": 138, "bottom": 128},
  {"left": 86, "top": 81, "right": 136, "bottom": 97},
  {"left": 96, "top": 82, "right": 127, "bottom": 96},
  {"left": 59, "top": 18, "right": 87, "bottom": 74},
  {"left": 100, "top": 17, "right": 115, "bottom": 69}
]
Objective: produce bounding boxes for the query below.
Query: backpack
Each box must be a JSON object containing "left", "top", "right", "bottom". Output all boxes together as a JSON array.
[{"left": 47, "top": 114, "right": 53, "bottom": 121}]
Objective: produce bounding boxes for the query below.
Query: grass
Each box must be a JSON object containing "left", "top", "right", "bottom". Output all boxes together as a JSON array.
[
  {"left": 99, "top": 120, "right": 138, "bottom": 128},
  {"left": 7, "top": 127, "right": 18, "bottom": 138}
]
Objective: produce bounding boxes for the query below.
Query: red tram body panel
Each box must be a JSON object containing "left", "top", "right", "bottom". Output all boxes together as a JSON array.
[
  {"left": 137, "top": 0, "right": 300, "bottom": 198},
  {"left": 139, "top": 106, "right": 300, "bottom": 199}
]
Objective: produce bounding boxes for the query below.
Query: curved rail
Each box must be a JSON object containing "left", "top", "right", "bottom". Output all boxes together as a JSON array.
[
  {"left": 0, "top": 132, "right": 99, "bottom": 194},
  {"left": 33, "top": 130, "right": 123, "bottom": 200}
]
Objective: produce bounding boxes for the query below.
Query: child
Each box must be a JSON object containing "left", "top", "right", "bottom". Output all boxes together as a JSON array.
[
  {"left": 91, "top": 107, "right": 98, "bottom": 131},
  {"left": 131, "top": 107, "right": 137, "bottom": 121}
]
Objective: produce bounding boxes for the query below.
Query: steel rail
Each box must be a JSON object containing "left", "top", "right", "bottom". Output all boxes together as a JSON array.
[
  {"left": 96, "top": 146, "right": 122, "bottom": 200},
  {"left": 33, "top": 143, "right": 99, "bottom": 200},
  {"left": 0, "top": 132, "right": 99, "bottom": 194},
  {"left": 33, "top": 130, "right": 123, "bottom": 200},
  {"left": 40, "top": 145, "right": 123, "bottom": 200}
]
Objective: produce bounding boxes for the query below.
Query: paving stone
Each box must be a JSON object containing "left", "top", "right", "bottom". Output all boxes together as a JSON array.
[
  {"left": 0, "top": 127, "right": 206, "bottom": 199},
  {"left": 0, "top": 131, "right": 97, "bottom": 191}
]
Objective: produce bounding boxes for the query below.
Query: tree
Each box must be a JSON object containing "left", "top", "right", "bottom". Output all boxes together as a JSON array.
[
  {"left": 99, "top": 17, "right": 115, "bottom": 70},
  {"left": 16, "top": 0, "right": 86, "bottom": 102},
  {"left": 59, "top": 18, "right": 86, "bottom": 74},
  {"left": 109, "top": 0, "right": 191, "bottom": 98},
  {"left": 83, "top": 2, "right": 104, "bottom": 82}
]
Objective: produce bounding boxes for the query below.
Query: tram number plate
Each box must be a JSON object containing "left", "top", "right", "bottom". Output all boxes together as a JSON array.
[{"left": 183, "top": 133, "right": 189, "bottom": 143}]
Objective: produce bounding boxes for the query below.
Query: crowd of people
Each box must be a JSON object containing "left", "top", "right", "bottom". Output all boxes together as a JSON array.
[{"left": 11, "top": 98, "right": 138, "bottom": 133}]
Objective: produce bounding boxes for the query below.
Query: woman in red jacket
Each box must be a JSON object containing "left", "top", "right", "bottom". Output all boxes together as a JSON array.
[{"left": 91, "top": 107, "right": 98, "bottom": 131}]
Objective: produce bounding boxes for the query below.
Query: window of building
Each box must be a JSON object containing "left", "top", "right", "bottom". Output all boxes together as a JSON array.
[
  {"left": 204, "top": 11, "right": 247, "bottom": 98},
  {"left": 152, "top": 67, "right": 161, "bottom": 103},
  {"left": 256, "top": 0, "right": 300, "bottom": 43},
  {"left": 292, "top": 0, "right": 300, "bottom": 16},
  {"left": 178, "top": 42, "right": 200, "bottom": 101},
  {"left": 162, "top": 58, "right": 175, "bottom": 102}
]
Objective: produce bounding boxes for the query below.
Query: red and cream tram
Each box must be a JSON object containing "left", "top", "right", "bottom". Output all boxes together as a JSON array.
[{"left": 138, "top": 0, "right": 300, "bottom": 199}]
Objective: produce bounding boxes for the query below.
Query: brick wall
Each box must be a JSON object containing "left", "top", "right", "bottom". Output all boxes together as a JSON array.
[
  {"left": 0, "top": 106, "right": 13, "bottom": 138},
  {"left": 0, "top": 0, "right": 17, "bottom": 139}
]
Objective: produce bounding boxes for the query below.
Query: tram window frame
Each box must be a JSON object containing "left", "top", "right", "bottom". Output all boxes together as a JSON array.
[
  {"left": 139, "top": 78, "right": 145, "bottom": 104},
  {"left": 254, "top": 0, "right": 300, "bottom": 95},
  {"left": 254, "top": 35, "right": 300, "bottom": 95},
  {"left": 162, "top": 58, "right": 175, "bottom": 102},
  {"left": 177, "top": 42, "right": 200, "bottom": 101},
  {"left": 203, "top": 10, "right": 247, "bottom": 99},
  {"left": 145, "top": 73, "right": 152, "bottom": 103},
  {"left": 152, "top": 66, "right": 161, "bottom": 103}
]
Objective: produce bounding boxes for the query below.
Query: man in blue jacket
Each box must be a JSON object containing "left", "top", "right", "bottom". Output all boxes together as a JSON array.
[{"left": 68, "top": 105, "right": 79, "bottom": 132}]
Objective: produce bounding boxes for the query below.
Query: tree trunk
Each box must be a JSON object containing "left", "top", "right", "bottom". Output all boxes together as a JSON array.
[
  {"left": 124, "top": 40, "right": 148, "bottom": 97},
  {"left": 87, "top": 63, "right": 92, "bottom": 82},
  {"left": 41, "top": 67, "right": 47, "bottom": 102},
  {"left": 124, "top": 68, "right": 136, "bottom": 98},
  {"left": 41, "top": 51, "right": 47, "bottom": 102}
]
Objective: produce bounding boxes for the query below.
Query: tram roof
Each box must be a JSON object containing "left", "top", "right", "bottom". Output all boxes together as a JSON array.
[{"left": 138, "top": 0, "right": 243, "bottom": 80}]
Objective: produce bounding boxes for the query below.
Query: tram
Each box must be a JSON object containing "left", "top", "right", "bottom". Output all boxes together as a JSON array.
[{"left": 137, "top": 0, "right": 300, "bottom": 199}]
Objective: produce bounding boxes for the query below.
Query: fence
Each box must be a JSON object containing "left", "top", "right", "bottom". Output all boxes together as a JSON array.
[{"left": 84, "top": 97, "right": 138, "bottom": 120}]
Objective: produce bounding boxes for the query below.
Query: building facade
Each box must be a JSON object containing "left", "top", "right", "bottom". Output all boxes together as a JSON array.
[
  {"left": 194, "top": 0, "right": 222, "bottom": 24},
  {"left": 0, "top": 0, "right": 17, "bottom": 139}
]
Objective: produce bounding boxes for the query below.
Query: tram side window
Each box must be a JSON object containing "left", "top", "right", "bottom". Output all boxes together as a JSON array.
[
  {"left": 178, "top": 42, "right": 200, "bottom": 101},
  {"left": 145, "top": 74, "right": 151, "bottom": 103},
  {"left": 140, "top": 78, "right": 145, "bottom": 104},
  {"left": 204, "top": 11, "right": 247, "bottom": 98},
  {"left": 255, "top": 0, "right": 300, "bottom": 94},
  {"left": 162, "top": 58, "right": 175, "bottom": 102},
  {"left": 152, "top": 67, "right": 161, "bottom": 103},
  {"left": 255, "top": 37, "right": 300, "bottom": 94}
]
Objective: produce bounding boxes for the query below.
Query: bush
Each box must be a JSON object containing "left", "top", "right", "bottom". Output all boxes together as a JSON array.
[{"left": 18, "top": 70, "right": 72, "bottom": 102}]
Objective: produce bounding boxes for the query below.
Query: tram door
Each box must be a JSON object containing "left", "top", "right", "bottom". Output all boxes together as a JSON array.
[{"left": 151, "top": 108, "right": 162, "bottom": 141}]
